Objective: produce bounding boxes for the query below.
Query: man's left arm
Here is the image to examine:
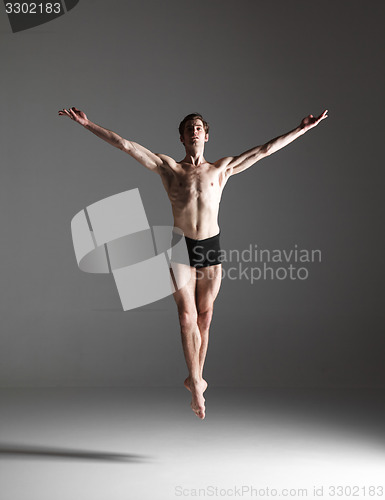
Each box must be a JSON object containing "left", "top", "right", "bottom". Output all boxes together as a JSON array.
[{"left": 225, "top": 109, "right": 328, "bottom": 176}]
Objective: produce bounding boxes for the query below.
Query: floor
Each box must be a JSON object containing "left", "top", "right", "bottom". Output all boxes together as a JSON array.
[{"left": 1, "top": 387, "right": 384, "bottom": 500}]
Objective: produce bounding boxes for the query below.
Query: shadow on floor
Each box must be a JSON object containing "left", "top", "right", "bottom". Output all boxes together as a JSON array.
[{"left": 0, "top": 443, "right": 150, "bottom": 463}]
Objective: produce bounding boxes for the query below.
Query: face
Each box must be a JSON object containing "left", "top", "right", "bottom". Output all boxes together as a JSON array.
[{"left": 181, "top": 119, "right": 208, "bottom": 147}]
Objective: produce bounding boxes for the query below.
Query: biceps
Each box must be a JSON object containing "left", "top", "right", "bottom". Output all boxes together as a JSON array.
[{"left": 227, "top": 148, "right": 267, "bottom": 175}]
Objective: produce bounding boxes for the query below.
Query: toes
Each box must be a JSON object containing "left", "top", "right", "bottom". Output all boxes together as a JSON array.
[
  {"left": 191, "top": 403, "right": 206, "bottom": 419},
  {"left": 197, "top": 410, "right": 205, "bottom": 419}
]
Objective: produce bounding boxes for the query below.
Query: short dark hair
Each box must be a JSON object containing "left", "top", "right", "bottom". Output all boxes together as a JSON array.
[{"left": 178, "top": 113, "right": 209, "bottom": 136}]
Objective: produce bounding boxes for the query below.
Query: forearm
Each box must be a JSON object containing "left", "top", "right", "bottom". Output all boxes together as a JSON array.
[
  {"left": 264, "top": 126, "right": 306, "bottom": 156},
  {"left": 83, "top": 119, "right": 126, "bottom": 150},
  {"left": 228, "top": 110, "right": 327, "bottom": 175}
]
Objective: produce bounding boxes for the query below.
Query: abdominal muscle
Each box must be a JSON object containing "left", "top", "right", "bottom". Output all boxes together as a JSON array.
[{"left": 172, "top": 200, "right": 220, "bottom": 240}]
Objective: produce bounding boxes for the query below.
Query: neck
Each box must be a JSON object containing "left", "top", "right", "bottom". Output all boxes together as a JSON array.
[{"left": 183, "top": 146, "right": 206, "bottom": 166}]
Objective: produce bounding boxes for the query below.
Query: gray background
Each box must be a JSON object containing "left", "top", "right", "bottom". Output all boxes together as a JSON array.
[{"left": 1, "top": 0, "right": 384, "bottom": 388}]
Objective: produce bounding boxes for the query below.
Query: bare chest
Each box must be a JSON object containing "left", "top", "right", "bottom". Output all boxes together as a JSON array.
[{"left": 162, "top": 164, "right": 226, "bottom": 203}]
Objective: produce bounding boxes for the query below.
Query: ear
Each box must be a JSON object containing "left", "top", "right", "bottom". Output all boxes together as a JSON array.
[
  {"left": 204, "top": 133, "right": 209, "bottom": 142},
  {"left": 180, "top": 135, "right": 185, "bottom": 144}
]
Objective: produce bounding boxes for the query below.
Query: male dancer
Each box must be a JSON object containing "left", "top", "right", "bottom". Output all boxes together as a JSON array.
[{"left": 59, "top": 107, "right": 328, "bottom": 419}]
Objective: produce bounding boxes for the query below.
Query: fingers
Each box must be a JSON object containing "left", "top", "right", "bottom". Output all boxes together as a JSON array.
[
  {"left": 311, "top": 109, "right": 328, "bottom": 126},
  {"left": 58, "top": 108, "right": 77, "bottom": 120},
  {"left": 58, "top": 108, "right": 72, "bottom": 118},
  {"left": 319, "top": 109, "right": 328, "bottom": 120},
  {"left": 58, "top": 106, "right": 81, "bottom": 120},
  {"left": 302, "top": 109, "right": 328, "bottom": 129}
]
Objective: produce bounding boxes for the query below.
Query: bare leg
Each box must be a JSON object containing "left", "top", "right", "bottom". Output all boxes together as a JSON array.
[
  {"left": 173, "top": 265, "right": 206, "bottom": 419},
  {"left": 183, "top": 310, "right": 211, "bottom": 393},
  {"left": 183, "top": 305, "right": 210, "bottom": 391},
  {"left": 184, "top": 265, "right": 222, "bottom": 393},
  {"left": 197, "top": 307, "right": 213, "bottom": 378},
  {"left": 179, "top": 310, "right": 207, "bottom": 418}
]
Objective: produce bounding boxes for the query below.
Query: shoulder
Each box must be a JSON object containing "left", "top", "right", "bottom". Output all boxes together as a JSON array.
[
  {"left": 213, "top": 156, "right": 234, "bottom": 169},
  {"left": 212, "top": 156, "right": 235, "bottom": 177},
  {"left": 156, "top": 154, "right": 179, "bottom": 175}
]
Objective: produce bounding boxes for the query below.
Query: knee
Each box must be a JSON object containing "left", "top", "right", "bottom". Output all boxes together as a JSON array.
[
  {"left": 197, "top": 306, "right": 213, "bottom": 331},
  {"left": 178, "top": 309, "right": 198, "bottom": 332}
]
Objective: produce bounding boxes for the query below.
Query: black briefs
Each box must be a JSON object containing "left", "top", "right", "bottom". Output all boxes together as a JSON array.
[{"left": 184, "top": 233, "right": 222, "bottom": 268}]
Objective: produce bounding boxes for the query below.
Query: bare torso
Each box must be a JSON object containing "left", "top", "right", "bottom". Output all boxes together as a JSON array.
[{"left": 157, "top": 156, "right": 230, "bottom": 239}]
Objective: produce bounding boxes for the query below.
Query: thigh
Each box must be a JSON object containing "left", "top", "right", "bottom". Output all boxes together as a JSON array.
[
  {"left": 172, "top": 264, "right": 197, "bottom": 313},
  {"left": 195, "top": 264, "right": 222, "bottom": 313}
]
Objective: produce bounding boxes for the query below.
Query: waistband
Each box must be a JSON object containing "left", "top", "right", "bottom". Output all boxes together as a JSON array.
[{"left": 184, "top": 232, "right": 221, "bottom": 244}]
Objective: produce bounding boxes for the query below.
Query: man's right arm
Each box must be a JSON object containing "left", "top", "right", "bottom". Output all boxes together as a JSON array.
[{"left": 58, "top": 107, "right": 163, "bottom": 173}]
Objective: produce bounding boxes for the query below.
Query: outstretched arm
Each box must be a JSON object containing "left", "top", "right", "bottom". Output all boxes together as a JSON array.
[
  {"left": 58, "top": 107, "right": 163, "bottom": 173},
  {"left": 226, "top": 109, "right": 328, "bottom": 176}
]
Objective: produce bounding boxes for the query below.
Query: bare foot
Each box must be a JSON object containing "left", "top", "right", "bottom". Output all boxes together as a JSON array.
[
  {"left": 184, "top": 376, "right": 208, "bottom": 393},
  {"left": 189, "top": 379, "right": 206, "bottom": 420}
]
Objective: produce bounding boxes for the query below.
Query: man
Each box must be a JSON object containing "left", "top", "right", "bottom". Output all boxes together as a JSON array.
[{"left": 59, "top": 107, "right": 328, "bottom": 419}]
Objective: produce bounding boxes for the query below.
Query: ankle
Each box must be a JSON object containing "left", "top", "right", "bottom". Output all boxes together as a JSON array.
[{"left": 190, "top": 375, "right": 201, "bottom": 383}]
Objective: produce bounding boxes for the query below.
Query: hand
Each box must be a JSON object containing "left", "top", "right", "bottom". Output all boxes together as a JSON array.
[
  {"left": 300, "top": 109, "right": 328, "bottom": 131},
  {"left": 58, "top": 107, "right": 88, "bottom": 126}
]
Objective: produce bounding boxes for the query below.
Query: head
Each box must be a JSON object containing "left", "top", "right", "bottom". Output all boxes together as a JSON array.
[{"left": 179, "top": 113, "right": 209, "bottom": 148}]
